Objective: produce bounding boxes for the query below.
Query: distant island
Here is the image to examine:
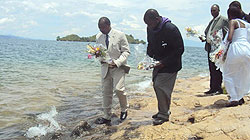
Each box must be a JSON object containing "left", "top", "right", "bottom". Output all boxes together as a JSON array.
[
  {"left": 56, "top": 34, "right": 146, "bottom": 44},
  {"left": 0, "top": 35, "right": 28, "bottom": 40}
]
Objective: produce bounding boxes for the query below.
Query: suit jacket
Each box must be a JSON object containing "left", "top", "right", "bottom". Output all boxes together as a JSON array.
[
  {"left": 96, "top": 29, "right": 130, "bottom": 78},
  {"left": 204, "top": 15, "right": 228, "bottom": 52}
]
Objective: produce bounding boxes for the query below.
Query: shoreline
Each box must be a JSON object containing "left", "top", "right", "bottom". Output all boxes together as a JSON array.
[
  {"left": 25, "top": 76, "right": 250, "bottom": 140},
  {"left": 69, "top": 76, "right": 250, "bottom": 140}
]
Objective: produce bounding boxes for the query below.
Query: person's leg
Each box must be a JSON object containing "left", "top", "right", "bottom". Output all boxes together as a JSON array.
[
  {"left": 211, "top": 61, "right": 223, "bottom": 91},
  {"left": 102, "top": 70, "right": 113, "bottom": 120},
  {"left": 208, "top": 56, "right": 222, "bottom": 93},
  {"left": 113, "top": 68, "right": 128, "bottom": 120},
  {"left": 153, "top": 72, "right": 177, "bottom": 120},
  {"left": 208, "top": 54, "right": 215, "bottom": 91}
]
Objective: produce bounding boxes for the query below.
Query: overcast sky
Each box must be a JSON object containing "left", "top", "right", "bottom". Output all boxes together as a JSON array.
[{"left": 1, "top": 0, "right": 250, "bottom": 45}]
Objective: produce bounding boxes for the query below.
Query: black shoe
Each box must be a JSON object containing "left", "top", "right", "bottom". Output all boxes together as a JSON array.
[
  {"left": 239, "top": 98, "right": 245, "bottom": 105},
  {"left": 120, "top": 111, "right": 127, "bottom": 120},
  {"left": 214, "top": 89, "right": 223, "bottom": 95},
  {"left": 204, "top": 89, "right": 215, "bottom": 94},
  {"left": 152, "top": 113, "right": 158, "bottom": 119},
  {"left": 153, "top": 117, "right": 169, "bottom": 126},
  {"left": 226, "top": 101, "right": 239, "bottom": 107},
  {"left": 205, "top": 89, "right": 223, "bottom": 95},
  {"left": 95, "top": 117, "right": 111, "bottom": 125}
]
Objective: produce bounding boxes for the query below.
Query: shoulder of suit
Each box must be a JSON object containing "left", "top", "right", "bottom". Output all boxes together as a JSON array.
[
  {"left": 96, "top": 32, "right": 104, "bottom": 39},
  {"left": 96, "top": 32, "right": 102, "bottom": 39},
  {"left": 112, "top": 29, "right": 124, "bottom": 35},
  {"left": 111, "top": 29, "right": 126, "bottom": 39},
  {"left": 219, "top": 15, "right": 228, "bottom": 21}
]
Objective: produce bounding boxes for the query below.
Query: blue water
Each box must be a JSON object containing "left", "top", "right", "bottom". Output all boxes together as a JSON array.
[{"left": 0, "top": 37, "right": 208, "bottom": 139}]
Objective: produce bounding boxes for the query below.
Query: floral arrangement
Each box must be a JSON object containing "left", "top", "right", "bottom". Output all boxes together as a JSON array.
[
  {"left": 86, "top": 44, "right": 113, "bottom": 64},
  {"left": 185, "top": 27, "right": 206, "bottom": 40},
  {"left": 209, "top": 30, "right": 223, "bottom": 52},
  {"left": 137, "top": 56, "right": 160, "bottom": 70},
  {"left": 185, "top": 27, "right": 199, "bottom": 37},
  {"left": 86, "top": 44, "right": 106, "bottom": 58},
  {"left": 209, "top": 31, "right": 229, "bottom": 69}
]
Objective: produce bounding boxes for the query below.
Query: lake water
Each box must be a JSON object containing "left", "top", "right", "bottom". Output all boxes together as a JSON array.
[{"left": 0, "top": 37, "right": 208, "bottom": 139}]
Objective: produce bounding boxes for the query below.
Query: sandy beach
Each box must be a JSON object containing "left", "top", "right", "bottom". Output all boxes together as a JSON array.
[{"left": 66, "top": 76, "right": 250, "bottom": 140}]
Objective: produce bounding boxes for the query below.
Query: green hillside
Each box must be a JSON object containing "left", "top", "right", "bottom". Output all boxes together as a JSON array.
[{"left": 56, "top": 34, "right": 145, "bottom": 44}]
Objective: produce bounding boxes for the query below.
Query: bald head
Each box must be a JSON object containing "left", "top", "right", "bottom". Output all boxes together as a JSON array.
[
  {"left": 143, "top": 9, "right": 162, "bottom": 30},
  {"left": 211, "top": 4, "right": 220, "bottom": 11},
  {"left": 98, "top": 17, "right": 111, "bottom": 34},
  {"left": 98, "top": 17, "right": 110, "bottom": 26},
  {"left": 211, "top": 4, "right": 220, "bottom": 18},
  {"left": 143, "top": 9, "right": 160, "bottom": 23}
]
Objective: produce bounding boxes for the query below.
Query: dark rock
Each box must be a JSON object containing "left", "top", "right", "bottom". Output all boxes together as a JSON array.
[
  {"left": 51, "top": 132, "right": 63, "bottom": 139},
  {"left": 70, "top": 121, "right": 91, "bottom": 137},
  {"left": 188, "top": 135, "right": 203, "bottom": 140},
  {"left": 188, "top": 117, "right": 195, "bottom": 123}
]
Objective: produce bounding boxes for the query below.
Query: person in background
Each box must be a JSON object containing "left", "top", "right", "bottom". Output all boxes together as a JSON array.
[
  {"left": 229, "top": 1, "right": 250, "bottom": 23},
  {"left": 95, "top": 17, "right": 130, "bottom": 125},
  {"left": 222, "top": 7, "right": 250, "bottom": 107},
  {"left": 143, "top": 9, "right": 184, "bottom": 125},
  {"left": 199, "top": 4, "right": 228, "bottom": 95}
]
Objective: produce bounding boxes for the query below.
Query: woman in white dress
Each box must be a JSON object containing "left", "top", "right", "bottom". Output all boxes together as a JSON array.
[{"left": 223, "top": 7, "right": 250, "bottom": 107}]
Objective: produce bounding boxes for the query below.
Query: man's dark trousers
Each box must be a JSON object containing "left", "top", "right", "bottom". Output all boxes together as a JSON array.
[{"left": 207, "top": 51, "right": 222, "bottom": 91}]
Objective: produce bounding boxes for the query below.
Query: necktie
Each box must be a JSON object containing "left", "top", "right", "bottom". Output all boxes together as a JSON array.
[{"left": 105, "top": 34, "right": 109, "bottom": 48}]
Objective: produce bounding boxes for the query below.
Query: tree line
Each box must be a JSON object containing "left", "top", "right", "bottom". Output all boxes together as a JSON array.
[{"left": 56, "top": 34, "right": 146, "bottom": 44}]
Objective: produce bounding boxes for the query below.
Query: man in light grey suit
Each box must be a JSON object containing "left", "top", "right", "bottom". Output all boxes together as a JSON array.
[
  {"left": 95, "top": 17, "right": 130, "bottom": 125},
  {"left": 199, "top": 4, "right": 228, "bottom": 95}
]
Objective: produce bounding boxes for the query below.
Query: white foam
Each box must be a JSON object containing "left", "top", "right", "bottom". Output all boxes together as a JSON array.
[
  {"left": 25, "top": 106, "right": 61, "bottom": 138},
  {"left": 198, "top": 73, "right": 209, "bottom": 77},
  {"left": 135, "top": 79, "right": 152, "bottom": 92}
]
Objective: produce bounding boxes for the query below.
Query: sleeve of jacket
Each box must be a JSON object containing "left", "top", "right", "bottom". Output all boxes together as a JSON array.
[
  {"left": 113, "top": 32, "right": 130, "bottom": 67},
  {"left": 96, "top": 33, "right": 102, "bottom": 44},
  {"left": 222, "top": 18, "right": 229, "bottom": 39},
  {"left": 160, "top": 24, "right": 184, "bottom": 66},
  {"left": 146, "top": 29, "right": 154, "bottom": 58}
]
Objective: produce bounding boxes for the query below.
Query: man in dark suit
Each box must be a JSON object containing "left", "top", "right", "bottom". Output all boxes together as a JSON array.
[
  {"left": 199, "top": 4, "right": 228, "bottom": 95},
  {"left": 144, "top": 9, "right": 184, "bottom": 125}
]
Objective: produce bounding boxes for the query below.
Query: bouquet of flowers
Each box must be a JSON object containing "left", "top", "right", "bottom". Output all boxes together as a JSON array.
[
  {"left": 137, "top": 56, "right": 160, "bottom": 70},
  {"left": 185, "top": 27, "right": 199, "bottom": 36},
  {"left": 209, "top": 29, "right": 224, "bottom": 52},
  {"left": 209, "top": 31, "right": 229, "bottom": 69},
  {"left": 86, "top": 44, "right": 106, "bottom": 58},
  {"left": 185, "top": 27, "right": 206, "bottom": 41},
  {"left": 86, "top": 44, "right": 113, "bottom": 64}
]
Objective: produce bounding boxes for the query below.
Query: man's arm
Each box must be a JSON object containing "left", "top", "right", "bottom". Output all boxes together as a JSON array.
[
  {"left": 222, "top": 18, "right": 229, "bottom": 39},
  {"left": 146, "top": 29, "right": 154, "bottom": 58}
]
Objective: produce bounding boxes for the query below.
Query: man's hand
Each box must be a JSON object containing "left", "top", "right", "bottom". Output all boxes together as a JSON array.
[
  {"left": 108, "top": 60, "right": 117, "bottom": 68},
  {"left": 153, "top": 61, "right": 164, "bottom": 68},
  {"left": 199, "top": 35, "right": 206, "bottom": 42}
]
